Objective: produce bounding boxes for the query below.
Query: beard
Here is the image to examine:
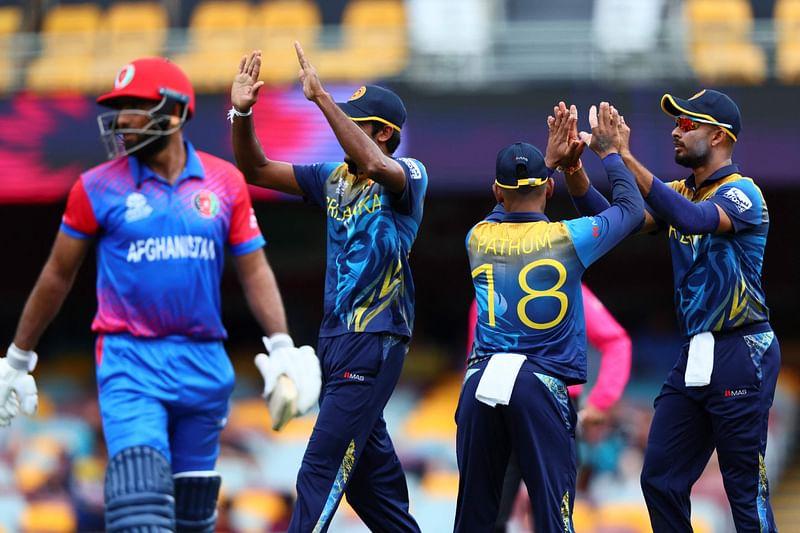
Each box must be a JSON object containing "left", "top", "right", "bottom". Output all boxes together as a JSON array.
[
  {"left": 674, "top": 140, "right": 710, "bottom": 168},
  {"left": 129, "top": 132, "right": 170, "bottom": 159},
  {"left": 124, "top": 115, "right": 172, "bottom": 159}
]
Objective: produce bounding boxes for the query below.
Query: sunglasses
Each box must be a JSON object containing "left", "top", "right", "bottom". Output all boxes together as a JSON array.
[{"left": 674, "top": 115, "right": 733, "bottom": 133}]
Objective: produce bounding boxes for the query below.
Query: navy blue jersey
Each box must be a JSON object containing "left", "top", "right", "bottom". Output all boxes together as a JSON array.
[
  {"left": 658, "top": 165, "right": 769, "bottom": 336},
  {"left": 294, "top": 158, "right": 427, "bottom": 338}
]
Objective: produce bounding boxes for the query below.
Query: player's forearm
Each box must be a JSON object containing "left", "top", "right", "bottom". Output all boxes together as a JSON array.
[
  {"left": 586, "top": 334, "right": 632, "bottom": 411},
  {"left": 14, "top": 266, "right": 76, "bottom": 350},
  {"left": 645, "top": 178, "right": 720, "bottom": 235},
  {"left": 231, "top": 115, "right": 272, "bottom": 186},
  {"left": 620, "top": 151, "right": 654, "bottom": 197},
  {"left": 313, "top": 93, "right": 399, "bottom": 188},
  {"left": 604, "top": 153, "right": 644, "bottom": 232},
  {"left": 237, "top": 252, "right": 289, "bottom": 336}
]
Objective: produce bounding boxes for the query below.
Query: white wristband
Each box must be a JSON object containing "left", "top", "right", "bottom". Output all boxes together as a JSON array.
[
  {"left": 227, "top": 106, "right": 253, "bottom": 123},
  {"left": 7, "top": 343, "right": 37, "bottom": 372}
]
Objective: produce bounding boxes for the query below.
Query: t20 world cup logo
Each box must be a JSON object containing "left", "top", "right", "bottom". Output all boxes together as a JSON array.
[{"left": 193, "top": 190, "right": 220, "bottom": 219}]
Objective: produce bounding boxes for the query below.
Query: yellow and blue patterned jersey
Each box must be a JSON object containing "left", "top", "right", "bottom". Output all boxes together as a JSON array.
[
  {"left": 660, "top": 164, "right": 769, "bottom": 336},
  {"left": 294, "top": 158, "right": 427, "bottom": 338},
  {"left": 467, "top": 203, "right": 637, "bottom": 384}
]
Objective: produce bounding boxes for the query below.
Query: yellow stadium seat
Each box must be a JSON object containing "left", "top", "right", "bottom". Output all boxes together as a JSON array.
[
  {"left": 402, "top": 374, "right": 460, "bottom": 441},
  {"left": 684, "top": 0, "right": 766, "bottom": 84},
  {"left": 90, "top": 1, "right": 169, "bottom": 90},
  {"left": 230, "top": 488, "right": 289, "bottom": 531},
  {"left": 20, "top": 500, "right": 77, "bottom": 533},
  {"left": 252, "top": 0, "right": 322, "bottom": 84},
  {"left": 596, "top": 502, "right": 652, "bottom": 531},
  {"left": 420, "top": 469, "right": 460, "bottom": 498},
  {"left": 0, "top": 6, "right": 21, "bottom": 93},
  {"left": 319, "top": 0, "right": 408, "bottom": 81},
  {"left": 775, "top": 0, "right": 800, "bottom": 83},
  {"left": 27, "top": 4, "right": 103, "bottom": 92},
  {"left": 173, "top": 1, "right": 253, "bottom": 91}
]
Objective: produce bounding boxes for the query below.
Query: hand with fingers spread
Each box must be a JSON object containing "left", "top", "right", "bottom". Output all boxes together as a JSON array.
[
  {"left": 232, "top": 50, "right": 265, "bottom": 113},
  {"left": 545, "top": 101, "right": 585, "bottom": 171},
  {"left": 294, "top": 41, "right": 327, "bottom": 102},
  {"left": 579, "top": 102, "right": 621, "bottom": 159}
]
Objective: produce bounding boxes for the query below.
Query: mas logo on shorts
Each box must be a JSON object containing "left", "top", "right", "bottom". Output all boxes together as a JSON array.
[
  {"left": 193, "top": 190, "right": 220, "bottom": 219},
  {"left": 115, "top": 64, "right": 135, "bottom": 89}
]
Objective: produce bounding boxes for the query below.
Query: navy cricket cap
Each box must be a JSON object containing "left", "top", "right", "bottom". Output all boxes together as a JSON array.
[
  {"left": 661, "top": 89, "right": 741, "bottom": 142},
  {"left": 337, "top": 85, "right": 406, "bottom": 132},
  {"left": 495, "top": 142, "right": 550, "bottom": 189}
]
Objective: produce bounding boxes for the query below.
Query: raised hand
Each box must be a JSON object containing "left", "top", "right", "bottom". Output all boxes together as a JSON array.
[
  {"left": 231, "top": 50, "right": 265, "bottom": 113},
  {"left": 617, "top": 111, "right": 632, "bottom": 158},
  {"left": 579, "top": 102, "right": 620, "bottom": 159},
  {"left": 294, "top": 41, "right": 327, "bottom": 102},
  {"left": 545, "top": 101, "right": 585, "bottom": 170}
]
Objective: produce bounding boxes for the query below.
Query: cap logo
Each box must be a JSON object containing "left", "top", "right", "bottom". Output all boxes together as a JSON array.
[
  {"left": 115, "top": 64, "right": 135, "bottom": 89},
  {"left": 349, "top": 86, "right": 367, "bottom": 101},
  {"left": 689, "top": 89, "right": 706, "bottom": 101},
  {"left": 515, "top": 156, "right": 529, "bottom": 162}
]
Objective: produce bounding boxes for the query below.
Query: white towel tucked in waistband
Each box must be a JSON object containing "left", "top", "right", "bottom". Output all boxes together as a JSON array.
[
  {"left": 475, "top": 353, "right": 526, "bottom": 407},
  {"left": 685, "top": 332, "right": 715, "bottom": 387}
]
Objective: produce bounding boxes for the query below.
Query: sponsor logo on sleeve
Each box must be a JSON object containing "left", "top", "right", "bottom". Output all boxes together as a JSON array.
[
  {"left": 124, "top": 192, "right": 153, "bottom": 223},
  {"left": 722, "top": 187, "right": 752, "bottom": 213},
  {"left": 397, "top": 157, "right": 422, "bottom": 180}
]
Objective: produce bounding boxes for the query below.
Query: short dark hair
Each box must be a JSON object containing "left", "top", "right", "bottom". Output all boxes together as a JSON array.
[{"left": 368, "top": 120, "right": 401, "bottom": 154}]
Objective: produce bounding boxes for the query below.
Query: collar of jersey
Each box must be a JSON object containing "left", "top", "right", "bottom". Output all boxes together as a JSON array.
[
  {"left": 484, "top": 205, "right": 550, "bottom": 223},
  {"left": 128, "top": 140, "right": 206, "bottom": 187},
  {"left": 501, "top": 211, "right": 550, "bottom": 223},
  {"left": 685, "top": 163, "right": 739, "bottom": 191}
]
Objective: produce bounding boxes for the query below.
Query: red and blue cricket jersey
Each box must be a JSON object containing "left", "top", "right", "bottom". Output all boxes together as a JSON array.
[{"left": 60, "top": 141, "right": 265, "bottom": 339}]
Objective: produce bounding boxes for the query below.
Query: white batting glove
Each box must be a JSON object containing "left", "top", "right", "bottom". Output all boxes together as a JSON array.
[
  {"left": 0, "top": 343, "right": 39, "bottom": 427},
  {"left": 254, "top": 334, "right": 321, "bottom": 431}
]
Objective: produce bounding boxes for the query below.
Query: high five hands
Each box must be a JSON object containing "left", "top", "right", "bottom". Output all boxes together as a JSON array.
[
  {"left": 231, "top": 41, "right": 327, "bottom": 112},
  {"left": 294, "top": 41, "right": 327, "bottom": 102},
  {"left": 579, "top": 102, "right": 623, "bottom": 159},
  {"left": 545, "top": 101, "right": 585, "bottom": 171}
]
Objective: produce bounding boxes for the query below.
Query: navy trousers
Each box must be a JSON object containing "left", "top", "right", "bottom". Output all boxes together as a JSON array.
[
  {"left": 454, "top": 358, "right": 577, "bottom": 533},
  {"left": 288, "top": 332, "right": 420, "bottom": 533},
  {"left": 641, "top": 323, "right": 780, "bottom": 532}
]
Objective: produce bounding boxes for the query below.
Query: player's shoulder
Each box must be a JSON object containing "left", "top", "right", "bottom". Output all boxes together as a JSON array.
[
  {"left": 715, "top": 174, "right": 765, "bottom": 211},
  {"left": 395, "top": 156, "right": 427, "bottom": 180},
  {"left": 194, "top": 150, "right": 244, "bottom": 179},
  {"left": 81, "top": 157, "right": 129, "bottom": 182},
  {"left": 79, "top": 157, "right": 132, "bottom": 193}
]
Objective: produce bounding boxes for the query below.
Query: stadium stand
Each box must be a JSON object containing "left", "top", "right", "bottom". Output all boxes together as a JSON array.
[
  {"left": 316, "top": 0, "right": 408, "bottom": 81},
  {"left": 684, "top": 0, "right": 767, "bottom": 84},
  {"left": 26, "top": 3, "right": 102, "bottom": 92},
  {"left": 172, "top": 0, "right": 252, "bottom": 91},
  {"left": 775, "top": 0, "right": 800, "bottom": 83},
  {"left": 89, "top": 1, "right": 169, "bottom": 90},
  {"left": 253, "top": 0, "right": 322, "bottom": 85},
  {"left": 0, "top": 5, "right": 20, "bottom": 93}
]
